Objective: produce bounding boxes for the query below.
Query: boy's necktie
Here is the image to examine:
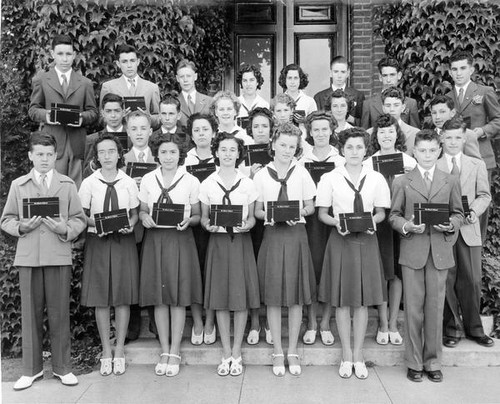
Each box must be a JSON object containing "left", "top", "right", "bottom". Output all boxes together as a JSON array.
[
  {"left": 267, "top": 166, "right": 296, "bottom": 201},
  {"left": 423, "top": 171, "right": 432, "bottom": 194},
  {"left": 99, "top": 179, "right": 120, "bottom": 211},
  {"left": 187, "top": 94, "right": 195, "bottom": 115},
  {"left": 344, "top": 176, "right": 366, "bottom": 213},
  {"left": 128, "top": 78, "right": 136, "bottom": 94},
  {"left": 217, "top": 179, "right": 242, "bottom": 239},
  {"left": 138, "top": 151, "right": 145, "bottom": 163},
  {"left": 156, "top": 175, "right": 184, "bottom": 204},
  {"left": 458, "top": 87, "right": 464, "bottom": 107},
  {"left": 40, "top": 174, "right": 49, "bottom": 196},
  {"left": 61, "top": 75, "right": 69, "bottom": 97},
  {"left": 451, "top": 156, "right": 460, "bottom": 177}
]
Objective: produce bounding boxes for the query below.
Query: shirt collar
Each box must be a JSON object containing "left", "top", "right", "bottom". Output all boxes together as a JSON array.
[
  {"left": 331, "top": 85, "right": 345, "bottom": 92},
  {"left": 337, "top": 164, "right": 371, "bottom": 187},
  {"left": 34, "top": 169, "right": 54, "bottom": 187},
  {"left": 182, "top": 90, "right": 196, "bottom": 102},
  {"left": 106, "top": 125, "right": 124, "bottom": 133},
  {"left": 417, "top": 164, "right": 436, "bottom": 181},
  {"left": 54, "top": 67, "right": 71, "bottom": 84},
  {"left": 95, "top": 168, "right": 126, "bottom": 181},
  {"left": 444, "top": 152, "right": 462, "bottom": 168},
  {"left": 455, "top": 81, "right": 471, "bottom": 94},
  {"left": 132, "top": 146, "right": 150, "bottom": 161}
]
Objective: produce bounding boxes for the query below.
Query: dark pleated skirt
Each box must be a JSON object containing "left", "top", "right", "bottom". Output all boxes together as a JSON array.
[
  {"left": 376, "top": 210, "right": 402, "bottom": 280},
  {"left": 140, "top": 228, "right": 203, "bottom": 307},
  {"left": 204, "top": 232, "right": 260, "bottom": 311},
  {"left": 192, "top": 223, "right": 210, "bottom": 281},
  {"left": 81, "top": 233, "right": 139, "bottom": 307},
  {"left": 319, "top": 228, "right": 387, "bottom": 307},
  {"left": 305, "top": 211, "right": 330, "bottom": 284},
  {"left": 250, "top": 218, "right": 265, "bottom": 260},
  {"left": 257, "top": 224, "right": 316, "bottom": 307}
]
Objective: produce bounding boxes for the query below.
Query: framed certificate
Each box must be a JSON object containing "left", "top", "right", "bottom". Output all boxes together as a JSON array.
[
  {"left": 414, "top": 203, "right": 450, "bottom": 226},
  {"left": 22, "top": 197, "right": 60, "bottom": 218},
  {"left": 210, "top": 205, "right": 243, "bottom": 227},
  {"left": 94, "top": 208, "right": 130, "bottom": 233},
  {"left": 267, "top": 200, "right": 300, "bottom": 223}
]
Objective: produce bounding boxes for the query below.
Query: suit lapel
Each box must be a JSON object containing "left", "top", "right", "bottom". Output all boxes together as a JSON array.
[
  {"left": 195, "top": 92, "right": 208, "bottom": 113},
  {"left": 120, "top": 76, "right": 134, "bottom": 96},
  {"left": 461, "top": 82, "right": 477, "bottom": 112},
  {"left": 46, "top": 68, "right": 65, "bottom": 98},
  {"left": 178, "top": 94, "right": 190, "bottom": 118},
  {"left": 372, "top": 95, "right": 383, "bottom": 116},
  {"left": 48, "top": 171, "right": 64, "bottom": 196},
  {"left": 429, "top": 168, "right": 448, "bottom": 200},
  {"left": 459, "top": 155, "right": 474, "bottom": 188},
  {"left": 408, "top": 168, "right": 429, "bottom": 199},
  {"left": 66, "top": 71, "right": 82, "bottom": 100}
]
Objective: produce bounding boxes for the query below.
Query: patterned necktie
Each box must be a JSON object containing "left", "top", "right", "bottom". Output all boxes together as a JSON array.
[
  {"left": 267, "top": 166, "right": 296, "bottom": 201},
  {"left": 344, "top": 176, "right": 366, "bottom": 213},
  {"left": 138, "top": 151, "right": 145, "bottom": 163},
  {"left": 128, "top": 78, "right": 136, "bottom": 94},
  {"left": 217, "top": 179, "right": 242, "bottom": 239},
  {"left": 99, "top": 179, "right": 120, "bottom": 211},
  {"left": 187, "top": 94, "right": 195, "bottom": 115},
  {"left": 40, "top": 174, "right": 49, "bottom": 196},
  {"left": 61, "top": 74, "right": 69, "bottom": 97},
  {"left": 423, "top": 171, "right": 432, "bottom": 194},
  {"left": 458, "top": 87, "right": 464, "bottom": 107},
  {"left": 451, "top": 156, "right": 460, "bottom": 177},
  {"left": 156, "top": 175, "right": 184, "bottom": 204}
]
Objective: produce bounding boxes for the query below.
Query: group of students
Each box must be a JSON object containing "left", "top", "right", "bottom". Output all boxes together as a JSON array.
[{"left": 2, "top": 33, "right": 500, "bottom": 391}]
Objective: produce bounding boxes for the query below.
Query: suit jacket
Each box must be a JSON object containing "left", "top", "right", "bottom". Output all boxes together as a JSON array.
[
  {"left": 151, "top": 125, "right": 191, "bottom": 146},
  {"left": 28, "top": 68, "right": 98, "bottom": 160},
  {"left": 0, "top": 170, "right": 86, "bottom": 267},
  {"left": 398, "top": 120, "right": 420, "bottom": 156},
  {"left": 389, "top": 167, "right": 464, "bottom": 270},
  {"left": 100, "top": 75, "right": 161, "bottom": 127},
  {"left": 436, "top": 155, "right": 491, "bottom": 246},
  {"left": 177, "top": 91, "right": 212, "bottom": 129},
  {"left": 446, "top": 82, "right": 500, "bottom": 169},
  {"left": 313, "top": 86, "right": 365, "bottom": 125},
  {"left": 361, "top": 94, "right": 420, "bottom": 130},
  {"left": 433, "top": 127, "right": 482, "bottom": 161}
]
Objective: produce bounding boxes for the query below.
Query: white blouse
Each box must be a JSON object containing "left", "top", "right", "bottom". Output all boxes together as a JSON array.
[
  {"left": 184, "top": 148, "right": 215, "bottom": 166},
  {"left": 237, "top": 94, "right": 270, "bottom": 118},
  {"left": 138, "top": 166, "right": 200, "bottom": 228},
  {"left": 79, "top": 169, "right": 140, "bottom": 233},
  {"left": 199, "top": 169, "right": 259, "bottom": 233}
]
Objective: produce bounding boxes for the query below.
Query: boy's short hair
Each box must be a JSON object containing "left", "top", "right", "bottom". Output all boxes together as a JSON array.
[
  {"left": 271, "top": 122, "right": 303, "bottom": 158},
  {"left": 210, "top": 91, "right": 241, "bottom": 116},
  {"left": 371, "top": 114, "right": 407, "bottom": 153},
  {"left": 381, "top": 86, "right": 405, "bottom": 103},
  {"left": 246, "top": 107, "right": 274, "bottom": 137},
  {"left": 429, "top": 95, "right": 455, "bottom": 110},
  {"left": 29, "top": 132, "right": 57, "bottom": 151},
  {"left": 325, "top": 89, "right": 355, "bottom": 117},
  {"left": 92, "top": 132, "right": 125, "bottom": 169},
  {"left": 211, "top": 131, "right": 246, "bottom": 166},
  {"left": 115, "top": 44, "right": 137, "bottom": 59},
  {"left": 271, "top": 93, "right": 296, "bottom": 111},
  {"left": 449, "top": 50, "right": 473, "bottom": 66},
  {"left": 186, "top": 112, "right": 218, "bottom": 136},
  {"left": 338, "top": 127, "right": 370, "bottom": 153},
  {"left": 101, "top": 93, "right": 124, "bottom": 109},
  {"left": 51, "top": 34, "right": 73, "bottom": 50},
  {"left": 160, "top": 92, "right": 181, "bottom": 112},
  {"left": 330, "top": 55, "right": 350, "bottom": 69},
  {"left": 414, "top": 129, "right": 440, "bottom": 147},
  {"left": 126, "top": 109, "right": 151, "bottom": 126},
  {"left": 236, "top": 64, "right": 265, "bottom": 90},
  {"left": 278, "top": 64, "right": 309, "bottom": 90},
  {"left": 442, "top": 115, "right": 467, "bottom": 133},
  {"left": 176, "top": 59, "right": 197, "bottom": 73},
  {"left": 150, "top": 132, "right": 188, "bottom": 166},
  {"left": 377, "top": 56, "right": 401, "bottom": 73},
  {"left": 304, "top": 111, "right": 338, "bottom": 146}
]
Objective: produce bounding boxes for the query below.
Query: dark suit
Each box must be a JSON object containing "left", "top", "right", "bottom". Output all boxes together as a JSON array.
[
  {"left": 28, "top": 68, "right": 98, "bottom": 187},
  {"left": 313, "top": 86, "right": 365, "bottom": 125},
  {"left": 389, "top": 167, "right": 463, "bottom": 371},
  {"left": 361, "top": 94, "right": 420, "bottom": 129},
  {"left": 177, "top": 91, "right": 212, "bottom": 129},
  {"left": 437, "top": 155, "right": 491, "bottom": 339}
]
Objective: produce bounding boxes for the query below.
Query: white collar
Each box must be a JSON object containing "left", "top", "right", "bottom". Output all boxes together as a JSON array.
[
  {"left": 417, "top": 164, "right": 436, "bottom": 180},
  {"left": 331, "top": 85, "right": 346, "bottom": 92},
  {"left": 106, "top": 125, "right": 124, "bottom": 133},
  {"left": 132, "top": 146, "right": 150, "bottom": 161},
  {"left": 54, "top": 67, "right": 71, "bottom": 83},
  {"left": 444, "top": 152, "right": 462, "bottom": 168},
  {"left": 455, "top": 81, "right": 471, "bottom": 95},
  {"left": 182, "top": 90, "right": 196, "bottom": 101},
  {"left": 34, "top": 169, "right": 54, "bottom": 188}
]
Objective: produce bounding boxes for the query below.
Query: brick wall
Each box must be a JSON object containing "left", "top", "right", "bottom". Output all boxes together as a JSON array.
[{"left": 350, "top": 0, "right": 386, "bottom": 98}]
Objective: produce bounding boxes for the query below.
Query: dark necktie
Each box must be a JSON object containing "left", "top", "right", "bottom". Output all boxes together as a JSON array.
[
  {"left": 451, "top": 156, "right": 460, "bottom": 177},
  {"left": 99, "top": 179, "right": 120, "bottom": 212},
  {"left": 267, "top": 166, "right": 296, "bottom": 201},
  {"left": 156, "top": 175, "right": 184, "bottom": 204},
  {"left": 195, "top": 156, "right": 212, "bottom": 164},
  {"left": 344, "top": 175, "right": 366, "bottom": 213},
  {"left": 61, "top": 74, "right": 69, "bottom": 97},
  {"left": 217, "top": 179, "right": 242, "bottom": 239},
  {"left": 458, "top": 87, "right": 464, "bottom": 107},
  {"left": 187, "top": 94, "right": 195, "bottom": 115}
]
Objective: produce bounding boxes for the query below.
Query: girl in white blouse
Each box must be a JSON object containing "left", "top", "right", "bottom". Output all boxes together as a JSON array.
[
  {"left": 253, "top": 122, "right": 316, "bottom": 377},
  {"left": 79, "top": 133, "right": 140, "bottom": 377},
  {"left": 138, "top": 133, "right": 203, "bottom": 377}
]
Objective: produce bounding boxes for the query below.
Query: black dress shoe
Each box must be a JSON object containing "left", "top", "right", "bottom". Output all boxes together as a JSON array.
[
  {"left": 407, "top": 368, "right": 423, "bottom": 382},
  {"left": 467, "top": 335, "right": 494, "bottom": 347},
  {"left": 443, "top": 336, "right": 460, "bottom": 348},
  {"left": 426, "top": 369, "right": 443, "bottom": 382}
]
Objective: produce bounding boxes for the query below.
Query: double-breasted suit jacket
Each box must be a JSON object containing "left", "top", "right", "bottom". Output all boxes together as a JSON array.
[{"left": 361, "top": 94, "right": 420, "bottom": 130}]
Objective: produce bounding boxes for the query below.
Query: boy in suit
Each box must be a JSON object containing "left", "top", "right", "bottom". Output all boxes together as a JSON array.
[
  {"left": 389, "top": 130, "right": 463, "bottom": 383},
  {"left": 446, "top": 50, "right": 500, "bottom": 242},
  {"left": 430, "top": 95, "right": 482, "bottom": 160},
  {"left": 151, "top": 94, "right": 189, "bottom": 145},
  {"left": 313, "top": 55, "right": 365, "bottom": 125},
  {"left": 83, "top": 93, "right": 126, "bottom": 178},
  {"left": 100, "top": 44, "right": 160, "bottom": 128},
  {"left": 175, "top": 60, "right": 212, "bottom": 130},
  {"left": 361, "top": 56, "right": 420, "bottom": 129},
  {"left": 437, "top": 117, "right": 493, "bottom": 348},
  {"left": 1, "top": 133, "right": 86, "bottom": 390},
  {"left": 28, "top": 34, "right": 98, "bottom": 187}
]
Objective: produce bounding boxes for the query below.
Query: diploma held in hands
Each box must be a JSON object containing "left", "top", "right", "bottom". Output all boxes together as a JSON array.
[
  {"left": 244, "top": 144, "right": 272, "bottom": 166},
  {"left": 186, "top": 163, "right": 217, "bottom": 182},
  {"left": 267, "top": 200, "right": 300, "bottom": 223},
  {"left": 126, "top": 162, "right": 157, "bottom": 178},
  {"left": 23, "top": 197, "right": 60, "bottom": 218},
  {"left": 123, "top": 96, "right": 146, "bottom": 111},
  {"left": 94, "top": 208, "right": 130, "bottom": 233},
  {"left": 461, "top": 196, "right": 471, "bottom": 217},
  {"left": 210, "top": 205, "right": 243, "bottom": 227},
  {"left": 50, "top": 103, "right": 80, "bottom": 125},
  {"left": 372, "top": 153, "right": 404, "bottom": 177},
  {"left": 152, "top": 203, "right": 184, "bottom": 227},
  {"left": 338, "top": 212, "right": 374, "bottom": 233},
  {"left": 413, "top": 203, "right": 450, "bottom": 226},
  {"left": 304, "top": 162, "right": 336, "bottom": 184}
]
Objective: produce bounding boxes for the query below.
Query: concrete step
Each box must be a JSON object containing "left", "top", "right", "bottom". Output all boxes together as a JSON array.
[{"left": 125, "top": 336, "right": 500, "bottom": 367}]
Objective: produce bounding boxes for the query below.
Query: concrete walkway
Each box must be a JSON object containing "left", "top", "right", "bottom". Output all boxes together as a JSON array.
[{"left": 3, "top": 364, "right": 500, "bottom": 404}]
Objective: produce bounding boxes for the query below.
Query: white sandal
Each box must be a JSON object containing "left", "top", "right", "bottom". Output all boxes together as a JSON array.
[
  {"left": 354, "top": 361, "right": 368, "bottom": 379},
  {"left": 320, "top": 330, "right": 335, "bottom": 346},
  {"left": 247, "top": 328, "right": 261, "bottom": 345},
  {"left": 389, "top": 331, "right": 403, "bottom": 345},
  {"left": 376, "top": 329, "right": 389, "bottom": 345},
  {"left": 271, "top": 353, "right": 285, "bottom": 376},
  {"left": 100, "top": 358, "right": 112, "bottom": 376},
  {"left": 287, "top": 353, "right": 301, "bottom": 376},
  {"left": 155, "top": 353, "right": 169, "bottom": 376},
  {"left": 112, "top": 357, "right": 126, "bottom": 375},
  {"left": 230, "top": 356, "right": 243, "bottom": 376},
  {"left": 339, "top": 361, "right": 353, "bottom": 378},
  {"left": 302, "top": 329, "right": 317, "bottom": 345},
  {"left": 166, "top": 353, "right": 181, "bottom": 377},
  {"left": 217, "top": 357, "right": 232, "bottom": 376}
]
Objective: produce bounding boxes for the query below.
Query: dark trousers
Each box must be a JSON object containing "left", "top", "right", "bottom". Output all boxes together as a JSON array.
[
  {"left": 19, "top": 266, "right": 72, "bottom": 376},
  {"left": 443, "top": 234, "right": 484, "bottom": 338}
]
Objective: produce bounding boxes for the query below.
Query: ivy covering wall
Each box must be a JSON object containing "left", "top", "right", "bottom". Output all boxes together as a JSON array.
[{"left": 0, "top": 0, "right": 232, "bottom": 355}]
